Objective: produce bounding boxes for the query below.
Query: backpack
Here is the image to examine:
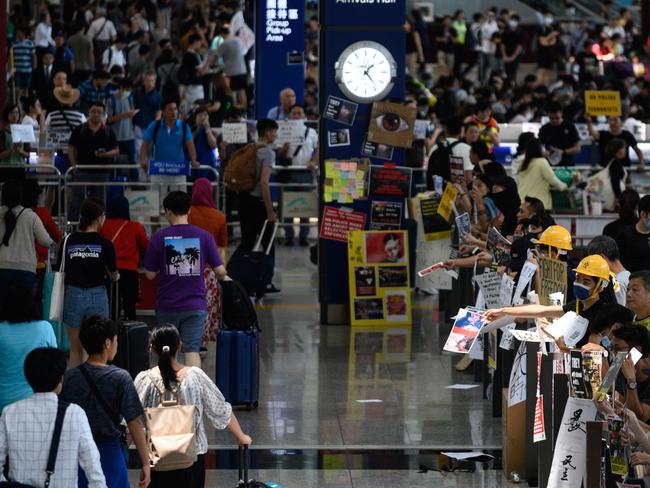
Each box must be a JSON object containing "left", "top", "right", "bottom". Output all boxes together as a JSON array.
[
  {"left": 144, "top": 372, "right": 198, "bottom": 472},
  {"left": 426, "top": 139, "right": 463, "bottom": 190},
  {"left": 223, "top": 143, "right": 260, "bottom": 193}
]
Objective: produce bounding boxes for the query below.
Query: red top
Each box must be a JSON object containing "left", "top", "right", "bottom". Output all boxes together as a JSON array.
[
  {"left": 34, "top": 207, "right": 62, "bottom": 267},
  {"left": 99, "top": 218, "right": 149, "bottom": 272}
]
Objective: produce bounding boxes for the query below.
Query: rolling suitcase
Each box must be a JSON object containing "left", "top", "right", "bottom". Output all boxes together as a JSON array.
[
  {"left": 216, "top": 329, "right": 259, "bottom": 409},
  {"left": 235, "top": 445, "right": 282, "bottom": 488},
  {"left": 227, "top": 221, "right": 277, "bottom": 298}
]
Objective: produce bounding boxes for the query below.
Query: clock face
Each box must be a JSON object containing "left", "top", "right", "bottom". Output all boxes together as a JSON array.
[{"left": 335, "top": 41, "right": 397, "bottom": 103}]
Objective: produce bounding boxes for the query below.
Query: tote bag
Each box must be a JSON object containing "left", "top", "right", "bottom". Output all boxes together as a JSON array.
[
  {"left": 48, "top": 234, "right": 70, "bottom": 323},
  {"left": 43, "top": 249, "right": 70, "bottom": 352},
  {"left": 586, "top": 161, "right": 626, "bottom": 211}
]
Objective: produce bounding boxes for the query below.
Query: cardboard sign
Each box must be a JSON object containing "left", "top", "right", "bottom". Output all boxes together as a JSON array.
[
  {"left": 276, "top": 120, "right": 307, "bottom": 145},
  {"left": 585, "top": 90, "right": 622, "bottom": 117},
  {"left": 420, "top": 197, "right": 451, "bottom": 241},
  {"left": 548, "top": 398, "right": 597, "bottom": 487},
  {"left": 148, "top": 159, "right": 190, "bottom": 176},
  {"left": 444, "top": 308, "right": 486, "bottom": 354},
  {"left": 347, "top": 230, "right": 411, "bottom": 326},
  {"left": 221, "top": 122, "right": 248, "bottom": 144},
  {"left": 282, "top": 191, "right": 318, "bottom": 219},
  {"left": 368, "top": 165, "right": 412, "bottom": 198},
  {"left": 370, "top": 201, "right": 402, "bottom": 230},
  {"left": 319, "top": 206, "right": 366, "bottom": 243},
  {"left": 367, "top": 101, "right": 417, "bottom": 149},
  {"left": 539, "top": 257, "right": 568, "bottom": 306},
  {"left": 125, "top": 190, "right": 160, "bottom": 218},
  {"left": 10, "top": 124, "right": 36, "bottom": 143}
]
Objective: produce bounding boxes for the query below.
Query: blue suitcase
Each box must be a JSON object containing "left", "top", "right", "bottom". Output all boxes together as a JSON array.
[{"left": 216, "top": 329, "right": 260, "bottom": 409}]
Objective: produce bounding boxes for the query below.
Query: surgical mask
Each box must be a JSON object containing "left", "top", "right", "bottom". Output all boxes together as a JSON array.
[
  {"left": 122, "top": 90, "right": 132, "bottom": 98},
  {"left": 544, "top": 16, "right": 553, "bottom": 25},
  {"left": 508, "top": 20, "right": 518, "bottom": 29},
  {"left": 573, "top": 282, "right": 592, "bottom": 301},
  {"left": 601, "top": 335, "right": 611, "bottom": 349}
]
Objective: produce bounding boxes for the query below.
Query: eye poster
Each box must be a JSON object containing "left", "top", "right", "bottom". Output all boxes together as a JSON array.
[
  {"left": 348, "top": 230, "right": 411, "bottom": 326},
  {"left": 367, "top": 101, "right": 417, "bottom": 148}
]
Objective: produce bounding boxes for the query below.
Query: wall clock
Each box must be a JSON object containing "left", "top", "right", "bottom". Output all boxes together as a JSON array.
[{"left": 334, "top": 40, "right": 397, "bottom": 103}]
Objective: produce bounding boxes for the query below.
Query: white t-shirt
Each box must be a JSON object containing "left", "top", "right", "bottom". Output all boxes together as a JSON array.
[
  {"left": 86, "top": 17, "right": 117, "bottom": 42},
  {"left": 102, "top": 46, "right": 126, "bottom": 70},
  {"left": 290, "top": 127, "right": 318, "bottom": 168},
  {"left": 615, "top": 270, "right": 630, "bottom": 306},
  {"left": 446, "top": 137, "right": 473, "bottom": 172},
  {"left": 480, "top": 21, "right": 498, "bottom": 55}
]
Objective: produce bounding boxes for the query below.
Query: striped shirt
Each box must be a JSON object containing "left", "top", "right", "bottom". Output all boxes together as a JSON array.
[
  {"left": 78, "top": 79, "right": 111, "bottom": 109},
  {"left": 45, "top": 109, "right": 86, "bottom": 133},
  {"left": 12, "top": 39, "right": 35, "bottom": 73}
]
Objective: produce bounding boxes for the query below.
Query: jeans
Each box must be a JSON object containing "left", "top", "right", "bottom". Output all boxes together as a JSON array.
[
  {"left": 156, "top": 310, "right": 207, "bottom": 353},
  {"left": 63, "top": 285, "right": 109, "bottom": 329}
]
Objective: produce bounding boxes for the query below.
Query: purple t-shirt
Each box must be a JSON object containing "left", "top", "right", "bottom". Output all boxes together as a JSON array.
[{"left": 144, "top": 224, "right": 222, "bottom": 312}]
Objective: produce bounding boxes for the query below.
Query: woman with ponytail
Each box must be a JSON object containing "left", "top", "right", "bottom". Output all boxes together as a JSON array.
[
  {"left": 0, "top": 179, "right": 53, "bottom": 308},
  {"left": 59, "top": 197, "right": 119, "bottom": 367},
  {"left": 135, "top": 324, "right": 252, "bottom": 487}
]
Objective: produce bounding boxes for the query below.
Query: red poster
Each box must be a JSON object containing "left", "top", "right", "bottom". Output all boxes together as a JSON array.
[
  {"left": 533, "top": 395, "right": 546, "bottom": 442},
  {"left": 320, "top": 206, "right": 367, "bottom": 242}
]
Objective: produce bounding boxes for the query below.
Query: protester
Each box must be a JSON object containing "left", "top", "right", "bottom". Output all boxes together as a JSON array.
[
  {"left": 0, "top": 347, "right": 106, "bottom": 487},
  {"left": 134, "top": 323, "right": 251, "bottom": 486},
  {"left": 587, "top": 235, "right": 630, "bottom": 306},
  {"left": 99, "top": 195, "right": 149, "bottom": 320},
  {"left": 617, "top": 195, "right": 650, "bottom": 272},
  {"left": 133, "top": 71, "right": 162, "bottom": 159},
  {"left": 538, "top": 102, "right": 580, "bottom": 166},
  {"left": 587, "top": 115, "right": 645, "bottom": 169},
  {"left": 603, "top": 189, "right": 640, "bottom": 239},
  {"left": 516, "top": 138, "right": 568, "bottom": 209},
  {"left": 191, "top": 105, "right": 219, "bottom": 180},
  {"left": 61, "top": 315, "right": 150, "bottom": 488},
  {"left": 78, "top": 70, "right": 112, "bottom": 114}
]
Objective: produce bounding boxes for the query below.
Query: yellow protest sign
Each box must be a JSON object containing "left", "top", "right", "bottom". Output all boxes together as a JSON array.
[
  {"left": 437, "top": 183, "right": 458, "bottom": 222},
  {"left": 585, "top": 90, "right": 621, "bottom": 117}
]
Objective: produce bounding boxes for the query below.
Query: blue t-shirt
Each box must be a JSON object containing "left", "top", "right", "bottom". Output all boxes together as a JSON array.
[
  {"left": 143, "top": 119, "right": 192, "bottom": 162},
  {"left": 0, "top": 320, "right": 57, "bottom": 412}
]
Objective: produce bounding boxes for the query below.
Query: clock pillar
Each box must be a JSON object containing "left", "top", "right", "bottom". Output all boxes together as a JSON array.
[{"left": 318, "top": 1, "right": 406, "bottom": 325}]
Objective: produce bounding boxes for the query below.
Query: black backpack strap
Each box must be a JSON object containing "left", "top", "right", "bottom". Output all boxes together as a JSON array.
[
  {"left": 79, "top": 364, "right": 122, "bottom": 428},
  {"left": 44, "top": 401, "right": 70, "bottom": 488}
]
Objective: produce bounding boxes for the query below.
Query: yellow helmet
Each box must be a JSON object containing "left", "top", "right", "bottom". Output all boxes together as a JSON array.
[
  {"left": 531, "top": 225, "right": 573, "bottom": 251},
  {"left": 573, "top": 255, "right": 611, "bottom": 282}
]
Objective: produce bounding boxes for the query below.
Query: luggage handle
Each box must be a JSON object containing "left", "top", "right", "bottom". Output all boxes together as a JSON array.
[
  {"left": 252, "top": 220, "right": 278, "bottom": 255},
  {"left": 238, "top": 445, "right": 249, "bottom": 486}
]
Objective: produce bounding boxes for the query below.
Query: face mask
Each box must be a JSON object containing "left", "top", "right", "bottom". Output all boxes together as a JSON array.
[
  {"left": 601, "top": 335, "right": 611, "bottom": 349},
  {"left": 573, "top": 282, "right": 592, "bottom": 301},
  {"left": 508, "top": 20, "right": 518, "bottom": 29},
  {"left": 544, "top": 17, "right": 553, "bottom": 25},
  {"left": 122, "top": 90, "right": 132, "bottom": 98}
]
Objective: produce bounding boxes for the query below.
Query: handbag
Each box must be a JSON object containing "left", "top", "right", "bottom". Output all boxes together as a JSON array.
[
  {"left": 48, "top": 234, "right": 70, "bottom": 323},
  {"left": 43, "top": 250, "right": 70, "bottom": 352},
  {"left": 586, "top": 160, "right": 626, "bottom": 211},
  {"left": 144, "top": 371, "right": 197, "bottom": 471},
  {"left": 0, "top": 401, "right": 69, "bottom": 488}
]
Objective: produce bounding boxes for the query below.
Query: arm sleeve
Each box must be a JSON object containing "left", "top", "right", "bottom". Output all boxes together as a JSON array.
[
  {"left": 32, "top": 214, "right": 54, "bottom": 247},
  {"left": 44, "top": 322, "right": 57, "bottom": 347},
  {"left": 184, "top": 123, "right": 193, "bottom": 142},
  {"left": 136, "top": 223, "right": 149, "bottom": 253},
  {"left": 76, "top": 407, "right": 108, "bottom": 488},
  {"left": 194, "top": 368, "right": 232, "bottom": 430},
  {"left": 143, "top": 121, "right": 154, "bottom": 143},
  {"left": 107, "top": 128, "right": 118, "bottom": 149},
  {"left": 143, "top": 235, "right": 159, "bottom": 272},
  {"left": 540, "top": 160, "right": 568, "bottom": 190},
  {"left": 205, "top": 232, "right": 223, "bottom": 268},
  {"left": 217, "top": 213, "right": 228, "bottom": 248},
  {"left": 68, "top": 125, "right": 81, "bottom": 148},
  {"left": 105, "top": 241, "right": 117, "bottom": 272}
]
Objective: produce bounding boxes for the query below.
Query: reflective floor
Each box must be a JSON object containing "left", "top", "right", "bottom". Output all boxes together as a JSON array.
[{"left": 129, "top": 245, "right": 517, "bottom": 487}]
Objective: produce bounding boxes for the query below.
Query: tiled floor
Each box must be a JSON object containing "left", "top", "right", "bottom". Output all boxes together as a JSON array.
[{"left": 129, "top": 245, "right": 516, "bottom": 486}]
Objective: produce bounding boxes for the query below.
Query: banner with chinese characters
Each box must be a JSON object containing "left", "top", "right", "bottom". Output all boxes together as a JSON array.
[{"left": 347, "top": 230, "right": 411, "bottom": 326}]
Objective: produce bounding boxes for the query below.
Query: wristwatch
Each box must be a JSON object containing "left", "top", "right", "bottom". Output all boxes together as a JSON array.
[{"left": 629, "top": 381, "right": 638, "bottom": 390}]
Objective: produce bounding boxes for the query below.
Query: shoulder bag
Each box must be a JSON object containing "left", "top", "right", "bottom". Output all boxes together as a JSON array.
[{"left": 48, "top": 234, "right": 70, "bottom": 323}]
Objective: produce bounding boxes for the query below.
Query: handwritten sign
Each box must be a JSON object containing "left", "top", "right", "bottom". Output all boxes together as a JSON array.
[
  {"left": 276, "top": 120, "right": 307, "bottom": 145},
  {"left": 508, "top": 342, "right": 527, "bottom": 406},
  {"left": 10, "top": 124, "right": 36, "bottom": 143},
  {"left": 585, "top": 90, "right": 622, "bottom": 117},
  {"left": 475, "top": 271, "right": 503, "bottom": 309},
  {"left": 221, "top": 122, "right": 248, "bottom": 144},
  {"left": 148, "top": 159, "right": 190, "bottom": 176},
  {"left": 319, "top": 206, "right": 366, "bottom": 243},
  {"left": 539, "top": 257, "right": 567, "bottom": 306}
]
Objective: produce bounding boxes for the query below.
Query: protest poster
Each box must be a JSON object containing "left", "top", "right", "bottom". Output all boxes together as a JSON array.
[
  {"left": 361, "top": 133, "right": 394, "bottom": 160},
  {"left": 443, "top": 308, "right": 486, "bottom": 354},
  {"left": 548, "top": 398, "right": 597, "bottom": 487},
  {"left": 455, "top": 212, "right": 470, "bottom": 237},
  {"left": 569, "top": 350, "right": 587, "bottom": 398},
  {"left": 368, "top": 165, "right": 412, "bottom": 198},
  {"left": 319, "top": 206, "right": 367, "bottom": 243},
  {"left": 148, "top": 159, "right": 190, "bottom": 176},
  {"left": 500, "top": 275, "right": 515, "bottom": 308},
  {"left": 347, "top": 230, "right": 411, "bottom": 326},
  {"left": 323, "top": 96, "right": 358, "bottom": 126},
  {"left": 607, "top": 416, "right": 627, "bottom": 476},
  {"left": 420, "top": 197, "right": 451, "bottom": 241},
  {"left": 413, "top": 119, "right": 428, "bottom": 140},
  {"left": 596, "top": 351, "right": 627, "bottom": 401},
  {"left": 543, "top": 312, "right": 589, "bottom": 348},
  {"left": 370, "top": 201, "right": 402, "bottom": 230},
  {"left": 10, "top": 124, "right": 36, "bottom": 143},
  {"left": 323, "top": 160, "right": 367, "bottom": 203},
  {"left": 539, "top": 257, "right": 568, "bottom": 306},
  {"left": 513, "top": 261, "right": 537, "bottom": 302},
  {"left": 276, "top": 120, "right": 307, "bottom": 145},
  {"left": 449, "top": 156, "right": 464, "bottom": 184},
  {"left": 486, "top": 227, "right": 511, "bottom": 266},
  {"left": 582, "top": 351, "right": 602, "bottom": 399},
  {"left": 43, "top": 130, "right": 71, "bottom": 151},
  {"left": 367, "top": 101, "right": 417, "bottom": 149},
  {"left": 281, "top": 191, "right": 318, "bottom": 219},
  {"left": 328, "top": 129, "right": 351, "bottom": 147},
  {"left": 499, "top": 323, "right": 517, "bottom": 350},
  {"left": 221, "top": 122, "right": 248, "bottom": 144},
  {"left": 534, "top": 395, "right": 546, "bottom": 443},
  {"left": 475, "top": 271, "right": 502, "bottom": 309},
  {"left": 508, "top": 342, "right": 527, "bottom": 406},
  {"left": 585, "top": 90, "right": 622, "bottom": 117},
  {"left": 437, "top": 183, "right": 459, "bottom": 221}
]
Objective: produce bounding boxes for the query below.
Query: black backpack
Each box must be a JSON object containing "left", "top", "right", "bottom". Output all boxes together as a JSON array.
[
  {"left": 426, "top": 139, "right": 463, "bottom": 190},
  {"left": 221, "top": 280, "right": 260, "bottom": 332}
]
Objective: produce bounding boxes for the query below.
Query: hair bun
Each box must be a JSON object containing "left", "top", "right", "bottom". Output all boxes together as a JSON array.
[{"left": 162, "top": 346, "right": 170, "bottom": 353}]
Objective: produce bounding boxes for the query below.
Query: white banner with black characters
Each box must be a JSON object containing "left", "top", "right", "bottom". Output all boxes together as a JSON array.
[{"left": 547, "top": 397, "right": 597, "bottom": 487}]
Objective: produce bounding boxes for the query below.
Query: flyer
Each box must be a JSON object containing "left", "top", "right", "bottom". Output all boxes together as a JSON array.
[
  {"left": 486, "top": 227, "right": 511, "bottom": 266},
  {"left": 420, "top": 197, "right": 451, "bottom": 241},
  {"left": 323, "top": 95, "right": 358, "bottom": 126},
  {"left": 361, "top": 133, "right": 394, "bottom": 160},
  {"left": 370, "top": 201, "right": 402, "bottom": 230},
  {"left": 443, "top": 308, "right": 486, "bottom": 354},
  {"left": 10, "top": 124, "right": 36, "bottom": 143},
  {"left": 368, "top": 165, "right": 412, "bottom": 198},
  {"left": 367, "top": 101, "right": 417, "bottom": 148},
  {"left": 455, "top": 212, "right": 470, "bottom": 237},
  {"left": 354, "top": 266, "right": 377, "bottom": 296},
  {"left": 328, "top": 129, "right": 351, "bottom": 147},
  {"left": 319, "top": 206, "right": 367, "bottom": 243},
  {"left": 449, "top": 156, "right": 464, "bottom": 184}
]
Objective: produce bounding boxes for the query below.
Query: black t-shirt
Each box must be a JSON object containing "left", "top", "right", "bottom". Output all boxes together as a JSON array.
[
  {"left": 562, "top": 299, "right": 604, "bottom": 348},
  {"left": 538, "top": 121, "right": 580, "bottom": 166},
  {"left": 537, "top": 26, "right": 557, "bottom": 67},
  {"left": 58, "top": 231, "right": 117, "bottom": 288},
  {"left": 181, "top": 51, "right": 202, "bottom": 86},
  {"left": 68, "top": 123, "right": 118, "bottom": 166},
  {"left": 598, "top": 130, "right": 637, "bottom": 166},
  {"left": 616, "top": 224, "right": 650, "bottom": 272},
  {"left": 436, "top": 26, "right": 458, "bottom": 53},
  {"left": 502, "top": 28, "right": 524, "bottom": 58}
]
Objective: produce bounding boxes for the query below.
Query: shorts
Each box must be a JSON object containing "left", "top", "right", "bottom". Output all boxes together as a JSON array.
[
  {"left": 14, "top": 72, "right": 32, "bottom": 89},
  {"left": 229, "top": 74, "right": 248, "bottom": 91},
  {"left": 155, "top": 310, "right": 207, "bottom": 353},
  {"left": 63, "top": 285, "right": 109, "bottom": 329}
]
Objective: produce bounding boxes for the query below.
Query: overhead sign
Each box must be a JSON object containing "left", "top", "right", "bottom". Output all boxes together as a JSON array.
[
  {"left": 584, "top": 90, "right": 622, "bottom": 117},
  {"left": 148, "top": 159, "right": 190, "bottom": 176},
  {"left": 324, "top": 0, "right": 406, "bottom": 26}
]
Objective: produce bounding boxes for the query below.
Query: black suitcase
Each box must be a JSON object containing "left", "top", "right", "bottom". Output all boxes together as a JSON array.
[
  {"left": 221, "top": 280, "right": 260, "bottom": 331},
  {"left": 227, "top": 221, "right": 277, "bottom": 298},
  {"left": 235, "top": 445, "right": 281, "bottom": 487}
]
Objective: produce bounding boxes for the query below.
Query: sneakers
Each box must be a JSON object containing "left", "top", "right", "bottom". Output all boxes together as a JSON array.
[{"left": 266, "top": 283, "right": 281, "bottom": 294}]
